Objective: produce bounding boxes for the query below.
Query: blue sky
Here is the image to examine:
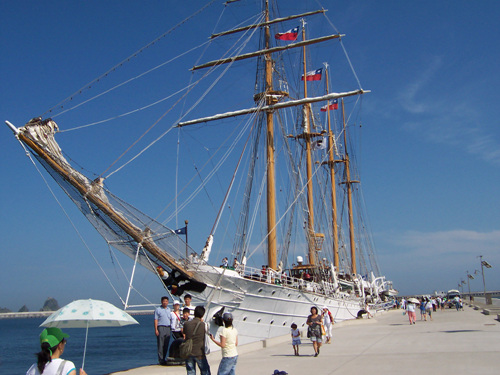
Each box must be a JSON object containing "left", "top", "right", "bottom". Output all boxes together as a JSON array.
[{"left": 1, "top": 0, "right": 499, "bottom": 311}]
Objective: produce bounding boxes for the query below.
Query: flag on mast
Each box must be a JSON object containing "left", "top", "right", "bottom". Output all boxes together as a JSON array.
[
  {"left": 320, "top": 98, "right": 338, "bottom": 111},
  {"left": 174, "top": 226, "right": 187, "bottom": 235},
  {"left": 312, "top": 137, "right": 327, "bottom": 150},
  {"left": 301, "top": 68, "right": 323, "bottom": 81},
  {"left": 275, "top": 26, "right": 299, "bottom": 41}
]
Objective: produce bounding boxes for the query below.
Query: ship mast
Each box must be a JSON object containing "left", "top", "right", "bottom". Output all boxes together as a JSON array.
[
  {"left": 341, "top": 99, "right": 358, "bottom": 275},
  {"left": 324, "top": 66, "right": 340, "bottom": 270},
  {"left": 301, "top": 19, "right": 317, "bottom": 266},
  {"left": 176, "top": 1, "right": 369, "bottom": 271},
  {"left": 264, "top": 0, "right": 278, "bottom": 270}
]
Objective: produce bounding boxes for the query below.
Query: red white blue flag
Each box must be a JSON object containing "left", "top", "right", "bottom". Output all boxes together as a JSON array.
[
  {"left": 301, "top": 68, "right": 323, "bottom": 81},
  {"left": 275, "top": 26, "right": 299, "bottom": 41},
  {"left": 320, "top": 99, "right": 338, "bottom": 111}
]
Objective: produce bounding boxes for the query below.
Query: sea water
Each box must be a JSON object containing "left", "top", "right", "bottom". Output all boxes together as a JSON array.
[{"left": 0, "top": 314, "right": 158, "bottom": 375}]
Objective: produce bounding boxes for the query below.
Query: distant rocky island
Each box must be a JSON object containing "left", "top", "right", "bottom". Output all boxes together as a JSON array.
[{"left": 0, "top": 297, "right": 60, "bottom": 314}]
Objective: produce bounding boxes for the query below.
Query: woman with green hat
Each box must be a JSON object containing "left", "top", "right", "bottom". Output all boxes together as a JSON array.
[{"left": 26, "top": 327, "right": 87, "bottom": 375}]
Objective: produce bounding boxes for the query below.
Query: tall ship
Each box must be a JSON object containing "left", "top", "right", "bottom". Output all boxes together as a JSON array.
[{"left": 5, "top": 0, "right": 395, "bottom": 346}]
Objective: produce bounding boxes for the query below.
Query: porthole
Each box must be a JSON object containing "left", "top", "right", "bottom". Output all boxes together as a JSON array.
[
  {"left": 272, "top": 291, "right": 276, "bottom": 295},
  {"left": 257, "top": 318, "right": 261, "bottom": 323},
  {"left": 270, "top": 320, "right": 274, "bottom": 324},
  {"left": 258, "top": 288, "right": 263, "bottom": 293},
  {"left": 301, "top": 323, "right": 305, "bottom": 327},
  {"left": 282, "top": 321, "right": 287, "bottom": 326},
  {"left": 288, "top": 293, "right": 291, "bottom": 297},
  {"left": 243, "top": 317, "right": 247, "bottom": 321}
]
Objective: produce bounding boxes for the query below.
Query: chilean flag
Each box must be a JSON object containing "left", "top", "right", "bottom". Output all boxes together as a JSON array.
[
  {"left": 321, "top": 99, "right": 338, "bottom": 111},
  {"left": 301, "top": 68, "right": 323, "bottom": 81},
  {"left": 275, "top": 26, "right": 299, "bottom": 41}
]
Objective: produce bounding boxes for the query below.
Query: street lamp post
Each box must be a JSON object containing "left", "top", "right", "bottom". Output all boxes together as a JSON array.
[
  {"left": 185, "top": 220, "right": 189, "bottom": 259},
  {"left": 479, "top": 255, "right": 493, "bottom": 305},
  {"left": 466, "top": 271, "right": 474, "bottom": 302}
]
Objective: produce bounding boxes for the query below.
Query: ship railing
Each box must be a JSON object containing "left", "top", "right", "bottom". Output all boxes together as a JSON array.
[
  {"left": 186, "top": 259, "right": 360, "bottom": 300},
  {"left": 216, "top": 264, "right": 358, "bottom": 299}
]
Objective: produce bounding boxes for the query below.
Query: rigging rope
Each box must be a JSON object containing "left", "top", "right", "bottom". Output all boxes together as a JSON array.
[
  {"left": 163, "top": 110, "right": 257, "bottom": 225},
  {"left": 17, "top": 139, "right": 123, "bottom": 304},
  {"left": 210, "top": 118, "right": 257, "bottom": 235},
  {"left": 104, "top": 15, "right": 263, "bottom": 180},
  {"left": 42, "top": 0, "right": 218, "bottom": 118},
  {"left": 315, "top": 2, "right": 363, "bottom": 90}
]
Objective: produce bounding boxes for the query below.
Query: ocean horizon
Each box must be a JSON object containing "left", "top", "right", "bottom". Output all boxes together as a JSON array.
[
  {"left": 2, "top": 297, "right": 498, "bottom": 374},
  {"left": 0, "top": 314, "right": 159, "bottom": 375}
]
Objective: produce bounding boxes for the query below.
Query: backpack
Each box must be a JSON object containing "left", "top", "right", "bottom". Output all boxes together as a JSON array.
[{"left": 179, "top": 320, "right": 201, "bottom": 359}]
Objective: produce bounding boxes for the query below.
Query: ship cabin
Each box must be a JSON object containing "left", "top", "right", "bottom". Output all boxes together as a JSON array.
[{"left": 289, "top": 263, "right": 332, "bottom": 284}]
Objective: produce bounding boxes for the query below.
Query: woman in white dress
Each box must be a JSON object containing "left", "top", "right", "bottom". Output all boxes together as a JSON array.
[{"left": 321, "top": 307, "right": 334, "bottom": 344}]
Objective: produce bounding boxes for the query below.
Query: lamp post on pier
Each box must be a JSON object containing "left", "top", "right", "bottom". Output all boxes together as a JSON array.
[
  {"left": 478, "top": 255, "right": 492, "bottom": 305},
  {"left": 466, "top": 271, "right": 474, "bottom": 302}
]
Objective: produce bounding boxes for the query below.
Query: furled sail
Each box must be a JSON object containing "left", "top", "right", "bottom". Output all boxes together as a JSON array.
[{"left": 9, "top": 117, "right": 206, "bottom": 295}]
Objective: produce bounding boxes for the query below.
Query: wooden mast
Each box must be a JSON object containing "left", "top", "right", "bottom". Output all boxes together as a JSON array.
[
  {"left": 324, "top": 66, "right": 340, "bottom": 270},
  {"left": 301, "top": 20, "right": 316, "bottom": 266},
  {"left": 341, "top": 99, "right": 358, "bottom": 275},
  {"left": 264, "top": 0, "right": 277, "bottom": 270}
]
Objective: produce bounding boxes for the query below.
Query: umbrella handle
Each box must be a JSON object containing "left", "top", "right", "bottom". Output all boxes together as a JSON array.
[{"left": 82, "top": 321, "right": 89, "bottom": 370}]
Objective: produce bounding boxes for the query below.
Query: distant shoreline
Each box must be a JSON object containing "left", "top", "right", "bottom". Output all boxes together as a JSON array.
[{"left": 0, "top": 310, "right": 154, "bottom": 319}]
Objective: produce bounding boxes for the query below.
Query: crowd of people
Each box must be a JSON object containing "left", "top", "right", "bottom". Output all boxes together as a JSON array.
[
  {"left": 154, "top": 294, "right": 238, "bottom": 375},
  {"left": 397, "top": 295, "right": 465, "bottom": 325},
  {"left": 27, "top": 295, "right": 345, "bottom": 375},
  {"left": 153, "top": 294, "right": 342, "bottom": 374}
]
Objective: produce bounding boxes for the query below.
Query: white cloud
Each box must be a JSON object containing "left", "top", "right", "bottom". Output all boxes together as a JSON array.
[
  {"left": 397, "top": 58, "right": 500, "bottom": 166},
  {"left": 376, "top": 229, "right": 500, "bottom": 295},
  {"left": 398, "top": 56, "right": 442, "bottom": 114}
]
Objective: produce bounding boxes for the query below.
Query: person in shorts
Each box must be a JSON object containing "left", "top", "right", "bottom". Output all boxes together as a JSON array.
[
  {"left": 306, "top": 306, "right": 323, "bottom": 357},
  {"left": 290, "top": 323, "right": 301, "bottom": 356}
]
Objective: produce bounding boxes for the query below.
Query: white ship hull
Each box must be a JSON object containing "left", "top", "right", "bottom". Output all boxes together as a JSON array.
[{"left": 190, "top": 265, "right": 362, "bottom": 346}]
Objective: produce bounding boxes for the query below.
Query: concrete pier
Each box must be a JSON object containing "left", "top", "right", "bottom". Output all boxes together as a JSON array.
[{"left": 111, "top": 305, "right": 499, "bottom": 375}]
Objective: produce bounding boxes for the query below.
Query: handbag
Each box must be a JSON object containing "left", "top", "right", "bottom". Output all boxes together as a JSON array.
[
  {"left": 179, "top": 320, "right": 202, "bottom": 359},
  {"left": 321, "top": 324, "right": 326, "bottom": 336}
]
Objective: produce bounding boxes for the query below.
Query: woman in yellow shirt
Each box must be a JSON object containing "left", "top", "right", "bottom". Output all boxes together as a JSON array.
[{"left": 210, "top": 312, "right": 238, "bottom": 375}]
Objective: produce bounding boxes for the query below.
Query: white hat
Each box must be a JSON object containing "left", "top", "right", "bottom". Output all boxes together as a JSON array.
[{"left": 173, "top": 300, "right": 180, "bottom": 305}]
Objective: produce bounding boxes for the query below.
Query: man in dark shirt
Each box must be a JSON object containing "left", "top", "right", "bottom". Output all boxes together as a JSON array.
[{"left": 183, "top": 305, "right": 211, "bottom": 375}]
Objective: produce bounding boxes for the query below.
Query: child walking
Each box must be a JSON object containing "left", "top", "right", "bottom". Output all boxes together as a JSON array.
[{"left": 290, "top": 323, "right": 301, "bottom": 356}]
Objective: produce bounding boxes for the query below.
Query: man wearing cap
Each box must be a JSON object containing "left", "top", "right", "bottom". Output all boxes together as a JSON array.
[{"left": 155, "top": 296, "right": 172, "bottom": 365}]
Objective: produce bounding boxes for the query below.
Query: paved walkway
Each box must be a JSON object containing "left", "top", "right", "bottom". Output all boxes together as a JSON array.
[{"left": 111, "top": 305, "right": 499, "bottom": 375}]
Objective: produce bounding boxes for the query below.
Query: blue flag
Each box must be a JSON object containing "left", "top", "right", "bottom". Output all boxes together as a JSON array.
[{"left": 174, "top": 226, "right": 187, "bottom": 235}]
